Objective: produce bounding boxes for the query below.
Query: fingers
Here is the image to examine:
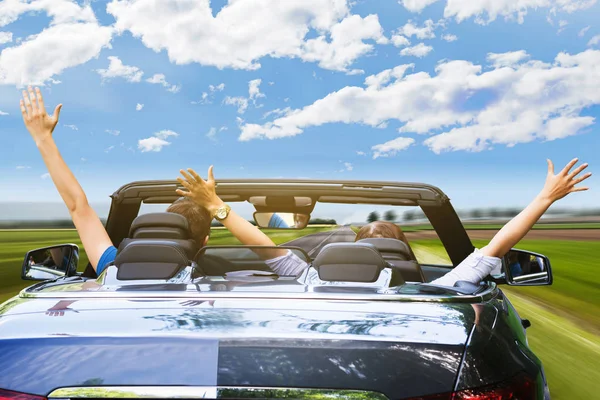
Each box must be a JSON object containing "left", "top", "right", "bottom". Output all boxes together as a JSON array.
[
  {"left": 176, "top": 177, "right": 192, "bottom": 190},
  {"left": 179, "top": 169, "right": 194, "bottom": 183},
  {"left": 560, "top": 157, "right": 579, "bottom": 176},
  {"left": 546, "top": 159, "right": 554, "bottom": 175},
  {"left": 568, "top": 163, "right": 588, "bottom": 180},
  {"left": 175, "top": 189, "right": 190, "bottom": 197},
  {"left": 28, "top": 86, "right": 38, "bottom": 112},
  {"left": 570, "top": 187, "right": 589, "bottom": 193},
  {"left": 35, "top": 87, "right": 46, "bottom": 114},
  {"left": 571, "top": 172, "right": 592, "bottom": 185},
  {"left": 22, "top": 90, "right": 32, "bottom": 115},
  {"left": 20, "top": 99, "right": 27, "bottom": 118},
  {"left": 53, "top": 104, "right": 62, "bottom": 121},
  {"left": 208, "top": 165, "right": 214, "bottom": 182},
  {"left": 187, "top": 168, "right": 204, "bottom": 183}
]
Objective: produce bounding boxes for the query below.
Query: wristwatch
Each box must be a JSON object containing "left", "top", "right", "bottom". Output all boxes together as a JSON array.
[{"left": 212, "top": 204, "right": 231, "bottom": 221}]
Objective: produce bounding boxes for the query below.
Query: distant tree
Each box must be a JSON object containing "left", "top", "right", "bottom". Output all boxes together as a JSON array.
[
  {"left": 309, "top": 218, "right": 337, "bottom": 225},
  {"left": 470, "top": 209, "right": 483, "bottom": 219},
  {"left": 488, "top": 208, "right": 500, "bottom": 218},
  {"left": 367, "top": 211, "right": 380, "bottom": 223},
  {"left": 383, "top": 210, "right": 397, "bottom": 222},
  {"left": 403, "top": 210, "right": 415, "bottom": 222}
]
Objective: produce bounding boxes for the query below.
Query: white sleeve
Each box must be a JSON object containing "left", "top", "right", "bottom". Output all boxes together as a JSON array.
[
  {"left": 431, "top": 248, "right": 502, "bottom": 287},
  {"left": 264, "top": 250, "right": 309, "bottom": 277}
]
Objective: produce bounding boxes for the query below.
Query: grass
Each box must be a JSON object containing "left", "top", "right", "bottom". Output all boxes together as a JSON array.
[{"left": 390, "top": 222, "right": 600, "bottom": 231}]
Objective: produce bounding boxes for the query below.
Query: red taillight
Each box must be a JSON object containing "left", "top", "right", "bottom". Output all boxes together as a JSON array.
[
  {"left": 404, "top": 373, "right": 536, "bottom": 400},
  {"left": 0, "top": 389, "right": 46, "bottom": 400}
]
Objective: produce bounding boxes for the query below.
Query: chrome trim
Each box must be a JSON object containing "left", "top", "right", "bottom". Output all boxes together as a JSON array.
[
  {"left": 20, "top": 283, "right": 497, "bottom": 303},
  {"left": 48, "top": 386, "right": 389, "bottom": 399}
]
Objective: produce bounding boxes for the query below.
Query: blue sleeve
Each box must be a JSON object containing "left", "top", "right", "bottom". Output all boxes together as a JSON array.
[
  {"left": 97, "top": 246, "right": 117, "bottom": 275},
  {"left": 268, "top": 213, "right": 289, "bottom": 228}
]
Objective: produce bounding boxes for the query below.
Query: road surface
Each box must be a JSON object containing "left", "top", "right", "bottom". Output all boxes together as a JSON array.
[{"left": 284, "top": 226, "right": 356, "bottom": 258}]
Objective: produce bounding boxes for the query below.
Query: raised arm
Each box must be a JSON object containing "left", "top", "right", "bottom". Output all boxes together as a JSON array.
[
  {"left": 481, "top": 158, "right": 591, "bottom": 258},
  {"left": 176, "top": 166, "right": 288, "bottom": 259},
  {"left": 20, "top": 87, "right": 113, "bottom": 271}
]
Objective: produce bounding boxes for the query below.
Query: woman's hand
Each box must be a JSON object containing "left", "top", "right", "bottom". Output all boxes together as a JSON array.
[
  {"left": 176, "top": 166, "right": 224, "bottom": 214},
  {"left": 20, "top": 86, "right": 62, "bottom": 146},
  {"left": 540, "top": 158, "right": 591, "bottom": 203}
]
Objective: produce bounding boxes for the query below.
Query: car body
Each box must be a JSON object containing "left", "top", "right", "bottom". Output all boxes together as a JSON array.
[{"left": 0, "top": 179, "right": 551, "bottom": 399}]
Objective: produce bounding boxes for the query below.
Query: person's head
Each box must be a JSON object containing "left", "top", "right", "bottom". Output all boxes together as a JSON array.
[
  {"left": 166, "top": 197, "right": 212, "bottom": 246},
  {"left": 354, "top": 221, "right": 410, "bottom": 245}
]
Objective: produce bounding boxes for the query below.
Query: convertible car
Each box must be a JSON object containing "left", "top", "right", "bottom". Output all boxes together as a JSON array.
[{"left": 0, "top": 179, "right": 552, "bottom": 399}]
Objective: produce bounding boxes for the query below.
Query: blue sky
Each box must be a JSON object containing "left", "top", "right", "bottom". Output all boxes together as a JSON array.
[{"left": 0, "top": 0, "right": 598, "bottom": 220}]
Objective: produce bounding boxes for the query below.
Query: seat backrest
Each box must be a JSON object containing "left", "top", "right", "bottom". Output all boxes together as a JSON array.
[
  {"left": 129, "top": 212, "right": 191, "bottom": 240},
  {"left": 120, "top": 212, "right": 198, "bottom": 259},
  {"left": 357, "top": 238, "right": 424, "bottom": 282},
  {"left": 356, "top": 238, "right": 412, "bottom": 260},
  {"left": 312, "top": 242, "right": 401, "bottom": 284},
  {"left": 114, "top": 239, "right": 190, "bottom": 280}
]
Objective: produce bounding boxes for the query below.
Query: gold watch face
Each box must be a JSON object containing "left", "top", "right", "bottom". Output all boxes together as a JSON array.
[{"left": 217, "top": 209, "right": 227, "bottom": 219}]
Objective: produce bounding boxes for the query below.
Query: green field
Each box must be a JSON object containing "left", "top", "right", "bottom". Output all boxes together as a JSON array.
[
  {"left": 0, "top": 227, "right": 598, "bottom": 399},
  {"left": 396, "top": 222, "right": 600, "bottom": 231}
]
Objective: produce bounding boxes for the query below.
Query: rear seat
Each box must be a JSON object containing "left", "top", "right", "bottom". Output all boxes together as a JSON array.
[
  {"left": 356, "top": 238, "right": 425, "bottom": 282},
  {"left": 117, "top": 212, "right": 198, "bottom": 259}
]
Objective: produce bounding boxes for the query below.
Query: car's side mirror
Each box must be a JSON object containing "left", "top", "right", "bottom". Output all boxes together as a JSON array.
[
  {"left": 502, "top": 248, "right": 552, "bottom": 286},
  {"left": 22, "top": 244, "right": 79, "bottom": 281}
]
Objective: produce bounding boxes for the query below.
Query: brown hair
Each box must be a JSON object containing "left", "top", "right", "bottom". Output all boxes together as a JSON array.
[
  {"left": 166, "top": 197, "right": 211, "bottom": 245},
  {"left": 355, "top": 221, "right": 416, "bottom": 259},
  {"left": 355, "top": 221, "right": 410, "bottom": 245}
]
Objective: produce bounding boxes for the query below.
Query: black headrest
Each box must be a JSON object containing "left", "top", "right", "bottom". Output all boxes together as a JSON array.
[
  {"left": 129, "top": 212, "right": 190, "bottom": 240},
  {"left": 357, "top": 238, "right": 412, "bottom": 260},
  {"left": 114, "top": 240, "right": 190, "bottom": 280},
  {"left": 312, "top": 242, "right": 395, "bottom": 283}
]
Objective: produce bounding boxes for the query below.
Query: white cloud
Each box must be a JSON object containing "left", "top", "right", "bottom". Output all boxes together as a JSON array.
[
  {"left": 81, "top": 157, "right": 86, "bottom": 162},
  {"left": 0, "top": 23, "right": 113, "bottom": 87},
  {"left": 557, "top": 19, "right": 568, "bottom": 33},
  {"left": 263, "top": 107, "right": 293, "bottom": 119},
  {"left": 442, "top": 33, "right": 458, "bottom": 42},
  {"left": 487, "top": 50, "right": 530, "bottom": 67},
  {"left": 96, "top": 56, "right": 143, "bottom": 82},
  {"left": 136, "top": 103, "right": 144, "bottom": 111},
  {"left": 40, "top": 173, "right": 50, "bottom": 179},
  {"left": 0, "top": 31, "right": 12, "bottom": 44},
  {"left": 210, "top": 83, "right": 225, "bottom": 92},
  {"left": 356, "top": 151, "right": 366, "bottom": 156},
  {"left": 16, "top": 165, "right": 30, "bottom": 170},
  {"left": 442, "top": 0, "right": 597, "bottom": 24},
  {"left": 588, "top": 35, "right": 600, "bottom": 47},
  {"left": 0, "top": 1, "right": 112, "bottom": 86},
  {"left": 64, "top": 124, "right": 78, "bottom": 130},
  {"left": 138, "top": 137, "right": 169, "bottom": 152},
  {"left": 0, "top": 110, "right": 8, "bottom": 115},
  {"left": 104, "top": 145, "right": 115, "bottom": 153},
  {"left": 397, "top": 19, "right": 437, "bottom": 39},
  {"left": 105, "top": 129, "right": 120, "bottom": 136},
  {"left": 138, "top": 129, "right": 179, "bottom": 152},
  {"left": 372, "top": 137, "right": 415, "bottom": 159},
  {"left": 106, "top": 0, "right": 386, "bottom": 74},
  {"left": 343, "top": 162, "right": 353, "bottom": 171},
  {"left": 146, "top": 73, "right": 180, "bottom": 93},
  {"left": 400, "top": 0, "right": 440, "bottom": 12},
  {"left": 391, "top": 34, "right": 410, "bottom": 47},
  {"left": 225, "top": 78, "right": 265, "bottom": 113},
  {"left": 206, "top": 127, "right": 217, "bottom": 141},
  {"left": 191, "top": 83, "right": 226, "bottom": 105},
  {"left": 239, "top": 49, "right": 600, "bottom": 155},
  {"left": 400, "top": 43, "right": 433, "bottom": 57},
  {"left": 578, "top": 26, "right": 590, "bottom": 37},
  {"left": 154, "top": 129, "right": 179, "bottom": 140}
]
